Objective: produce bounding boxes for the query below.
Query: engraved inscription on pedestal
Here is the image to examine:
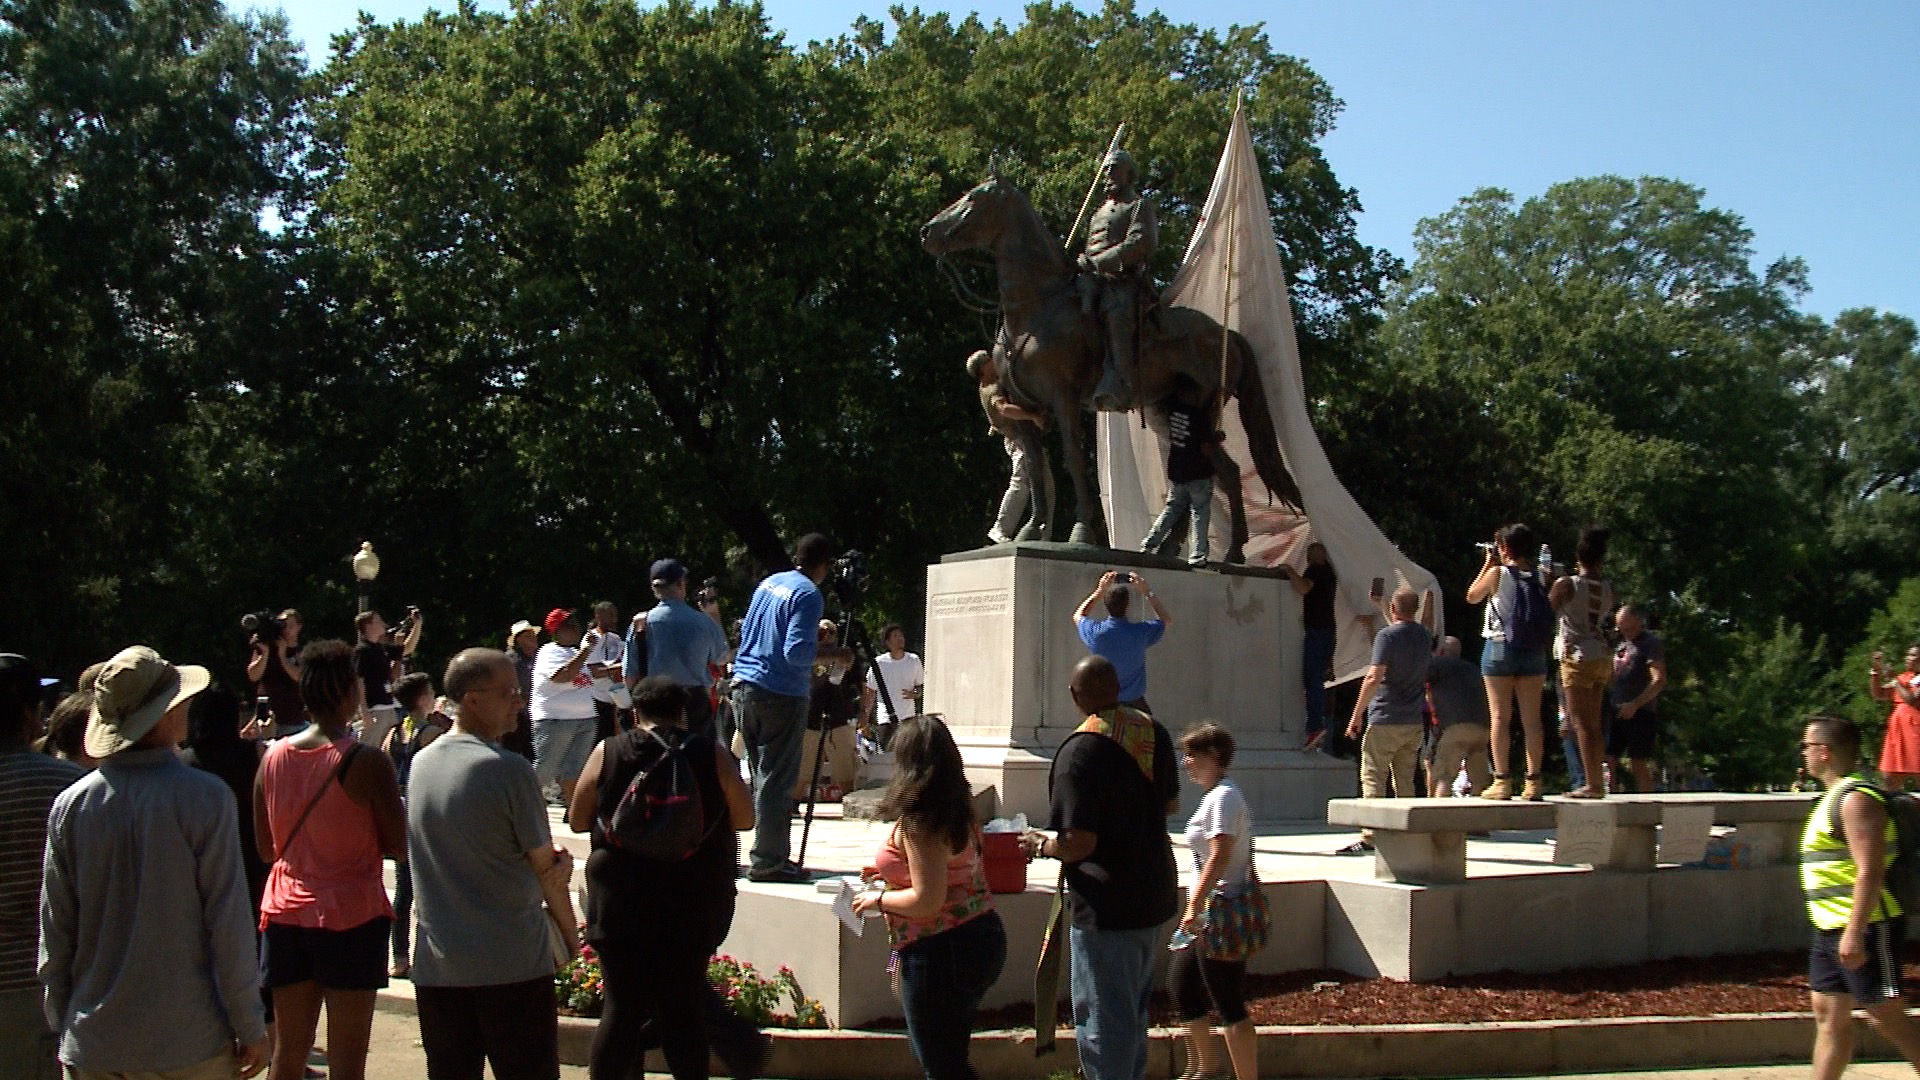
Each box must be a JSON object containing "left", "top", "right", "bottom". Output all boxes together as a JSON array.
[{"left": 930, "top": 589, "right": 1011, "bottom": 619}]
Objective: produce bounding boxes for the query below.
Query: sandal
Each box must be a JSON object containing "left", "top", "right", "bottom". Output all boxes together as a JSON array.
[
  {"left": 1567, "top": 786, "right": 1606, "bottom": 800},
  {"left": 388, "top": 962, "right": 410, "bottom": 979}
]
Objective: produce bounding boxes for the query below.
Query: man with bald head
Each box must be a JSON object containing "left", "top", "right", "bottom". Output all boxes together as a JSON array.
[
  {"left": 1022, "top": 655, "right": 1178, "bottom": 1080},
  {"left": 406, "top": 648, "right": 577, "bottom": 1080},
  {"left": 1341, "top": 589, "right": 1432, "bottom": 853}
]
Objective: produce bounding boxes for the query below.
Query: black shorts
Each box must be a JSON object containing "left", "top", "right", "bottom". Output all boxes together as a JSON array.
[
  {"left": 1809, "top": 918, "right": 1904, "bottom": 1006},
  {"left": 1605, "top": 703, "right": 1658, "bottom": 758},
  {"left": 263, "top": 916, "right": 392, "bottom": 991}
]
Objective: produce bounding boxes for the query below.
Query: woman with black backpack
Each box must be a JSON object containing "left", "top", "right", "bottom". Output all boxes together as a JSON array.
[
  {"left": 567, "top": 676, "right": 755, "bottom": 1080},
  {"left": 1465, "top": 523, "right": 1553, "bottom": 801}
]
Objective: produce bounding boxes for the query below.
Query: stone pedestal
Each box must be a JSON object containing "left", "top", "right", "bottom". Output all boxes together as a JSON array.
[{"left": 923, "top": 543, "right": 1355, "bottom": 822}]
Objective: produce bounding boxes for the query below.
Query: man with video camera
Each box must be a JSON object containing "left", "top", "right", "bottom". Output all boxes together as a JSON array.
[
  {"left": 731, "top": 534, "right": 849, "bottom": 883},
  {"left": 243, "top": 609, "right": 304, "bottom": 736}
]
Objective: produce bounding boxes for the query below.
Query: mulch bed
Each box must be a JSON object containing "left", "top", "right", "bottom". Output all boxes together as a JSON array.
[{"left": 865, "top": 947, "right": 1920, "bottom": 1031}]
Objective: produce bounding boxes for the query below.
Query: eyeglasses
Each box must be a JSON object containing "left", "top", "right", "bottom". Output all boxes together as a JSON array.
[
  {"left": 1801, "top": 741, "right": 1829, "bottom": 750},
  {"left": 470, "top": 684, "right": 524, "bottom": 699}
]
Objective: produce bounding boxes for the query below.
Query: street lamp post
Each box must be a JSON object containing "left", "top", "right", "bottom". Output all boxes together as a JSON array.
[{"left": 352, "top": 541, "right": 381, "bottom": 614}]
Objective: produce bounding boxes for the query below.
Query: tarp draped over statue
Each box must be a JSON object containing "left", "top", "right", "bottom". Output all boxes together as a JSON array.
[{"left": 1097, "top": 105, "right": 1441, "bottom": 686}]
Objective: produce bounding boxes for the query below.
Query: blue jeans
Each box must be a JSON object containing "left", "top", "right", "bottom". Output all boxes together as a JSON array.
[
  {"left": 1069, "top": 924, "right": 1158, "bottom": 1080},
  {"left": 899, "top": 912, "right": 1007, "bottom": 1080},
  {"left": 1141, "top": 477, "right": 1214, "bottom": 565},
  {"left": 532, "top": 717, "right": 596, "bottom": 784},
  {"left": 734, "top": 681, "right": 809, "bottom": 871},
  {"left": 1302, "top": 627, "right": 1336, "bottom": 738}
]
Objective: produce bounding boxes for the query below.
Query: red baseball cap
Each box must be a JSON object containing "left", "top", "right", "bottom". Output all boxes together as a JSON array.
[{"left": 543, "top": 608, "right": 574, "bottom": 635}]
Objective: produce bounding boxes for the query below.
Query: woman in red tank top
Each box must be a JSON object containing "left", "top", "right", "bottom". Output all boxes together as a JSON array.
[
  {"left": 851, "top": 717, "right": 1005, "bottom": 1080},
  {"left": 253, "top": 640, "right": 406, "bottom": 1080}
]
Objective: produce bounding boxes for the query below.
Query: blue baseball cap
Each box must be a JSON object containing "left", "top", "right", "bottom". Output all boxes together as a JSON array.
[{"left": 650, "top": 559, "right": 688, "bottom": 586}]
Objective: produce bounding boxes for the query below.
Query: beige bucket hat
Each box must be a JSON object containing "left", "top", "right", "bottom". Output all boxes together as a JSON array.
[{"left": 86, "top": 645, "right": 211, "bottom": 758}]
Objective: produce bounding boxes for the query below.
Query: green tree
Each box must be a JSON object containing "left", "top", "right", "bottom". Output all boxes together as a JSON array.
[
  {"left": 0, "top": 0, "right": 308, "bottom": 676},
  {"left": 1363, "top": 176, "right": 1822, "bottom": 624}
]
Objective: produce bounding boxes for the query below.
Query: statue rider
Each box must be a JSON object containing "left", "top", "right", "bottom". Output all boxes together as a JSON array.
[{"left": 1077, "top": 149, "right": 1159, "bottom": 412}]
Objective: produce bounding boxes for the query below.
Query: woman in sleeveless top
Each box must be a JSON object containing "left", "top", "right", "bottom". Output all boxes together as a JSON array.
[
  {"left": 1551, "top": 527, "right": 1616, "bottom": 799},
  {"left": 1465, "top": 522, "right": 1549, "bottom": 800},
  {"left": 567, "top": 677, "right": 755, "bottom": 1080},
  {"left": 254, "top": 640, "right": 406, "bottom": 1080},
  {"left": 851, "top": 716, "right": 1006, "bottom": 1080},
  {"left": 1872, "top": 645, "right": 1920, "bottom": 789}
]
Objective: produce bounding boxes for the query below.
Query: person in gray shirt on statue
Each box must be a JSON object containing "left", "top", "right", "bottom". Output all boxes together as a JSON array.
[
  {"left": 407, "top": 648, "right": 579, "bottom": 1080},
  {"left": 1425, "top": 636, "right": 1492, "bottom": 797},
  {"left": 1340, "top": 589, "right": 1431, "bottom": 854},
  {"left": 40, "top": 645, "right": 269, "bottom": 1080}
]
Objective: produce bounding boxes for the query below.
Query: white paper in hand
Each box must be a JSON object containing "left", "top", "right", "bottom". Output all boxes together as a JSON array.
[{"left": 832, "top": 879, "right": 864, "bottom": 937}]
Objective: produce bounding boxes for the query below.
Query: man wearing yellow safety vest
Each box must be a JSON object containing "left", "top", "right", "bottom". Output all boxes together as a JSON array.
[{"left": 1800, "top": 715, "right": 1920, "bottom": 1078}]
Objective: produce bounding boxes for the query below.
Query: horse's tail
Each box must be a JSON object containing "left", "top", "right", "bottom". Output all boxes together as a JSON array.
[{"left": 1230, "top": 330, "right": 1305, "bottom": 513}]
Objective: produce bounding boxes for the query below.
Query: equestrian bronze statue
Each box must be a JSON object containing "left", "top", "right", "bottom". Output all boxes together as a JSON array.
[{"left": 922, "top": 165, "right": 1304, "bottom": 563}]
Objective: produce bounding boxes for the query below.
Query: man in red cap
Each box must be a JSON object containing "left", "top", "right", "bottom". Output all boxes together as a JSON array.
[{"left": 529, "top": 609, "right": 602, "bottom": 806}]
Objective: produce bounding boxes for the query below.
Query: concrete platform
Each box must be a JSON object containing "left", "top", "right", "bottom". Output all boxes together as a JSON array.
[
  {"left": 924, "top": 544, "right": 1357, "bottom": 822},
  {"left": 512, "top": 805, "right": 1810, "bottom": 1026}
]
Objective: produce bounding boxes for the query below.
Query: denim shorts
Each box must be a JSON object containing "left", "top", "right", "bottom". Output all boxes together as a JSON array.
[
  {"left": 1480, "top": 638, "right": 1548, "bottom": 678},
  {"left": 532, "top": 717, "right": 597, "bottom": 784}
]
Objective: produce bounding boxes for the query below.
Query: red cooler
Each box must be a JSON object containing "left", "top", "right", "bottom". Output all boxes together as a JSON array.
[{"left": 981, "top": 831, "right": 1027, "bottom": 893}]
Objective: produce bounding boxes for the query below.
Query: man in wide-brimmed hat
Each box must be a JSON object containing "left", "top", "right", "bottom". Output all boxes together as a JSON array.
[{"left": 40, "top": 645, "right": 269, "bottom": 1079}]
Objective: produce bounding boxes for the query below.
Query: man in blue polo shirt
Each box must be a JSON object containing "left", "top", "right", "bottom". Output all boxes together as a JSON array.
[
  {"left": 627, "top": 558, "right": 731, "bottom": 738},
  {"left": 1072, "top": 570, "right": 1172, "bottom": 714},
  {"left": 732, "top": 534, "right": 847, "bottom": 882}
]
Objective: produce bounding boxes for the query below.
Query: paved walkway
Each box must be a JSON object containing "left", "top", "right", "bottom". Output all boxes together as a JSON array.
[{"left": 368, "top": 998, "right": 1878, "bottom": 1080}]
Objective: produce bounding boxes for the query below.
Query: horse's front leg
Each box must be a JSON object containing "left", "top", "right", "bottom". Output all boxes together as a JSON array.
[
  {"left": 1056, "top": 401, "right": 1108, "bottom": 548},
  {"left": 1014, "top": 427, "right": 1054, "bottom": 542}
]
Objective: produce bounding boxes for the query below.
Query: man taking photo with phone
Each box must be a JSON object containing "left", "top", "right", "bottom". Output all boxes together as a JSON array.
[{"left": 1072, "top": 570, "right": 1172, "bottom": 715}]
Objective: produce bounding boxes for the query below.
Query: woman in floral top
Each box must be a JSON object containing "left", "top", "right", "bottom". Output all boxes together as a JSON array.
[{"left": 852, "top": 716, "right": 1006, "bottom": 1080}]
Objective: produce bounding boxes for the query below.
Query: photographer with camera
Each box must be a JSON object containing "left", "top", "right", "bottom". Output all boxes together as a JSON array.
[
  {"left": 633, "top": 560, "right": 731, "bottom": 738},
  {"left": 244, "top": 608, "right": 306, "bottom": 736},
  {"left": 1073, "top": 570, "right": 1171, "bottom": 715},
  {"left": 355, "top": 607, "right": 423, "bottom": 751},
  {"left": 731, "top": 534, "right": 849, "bottom": 883}
]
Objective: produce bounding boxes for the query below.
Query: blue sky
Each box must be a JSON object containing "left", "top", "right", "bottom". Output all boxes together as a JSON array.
[{"left": 268, "top": 0, "right": 1919, "bottom": 322}]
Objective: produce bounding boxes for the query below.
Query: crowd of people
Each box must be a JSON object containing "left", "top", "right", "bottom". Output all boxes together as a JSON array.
[
  {"left": 6, "top": 512, "right": 1918, "bottom": 1080},
  {"left": 1335, "top": 523, "right": 1676, "bottom": 856}
]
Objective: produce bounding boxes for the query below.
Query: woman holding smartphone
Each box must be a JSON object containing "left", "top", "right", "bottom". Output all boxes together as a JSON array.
[{"left": 1465, "top": 524, "right": 1550, "bottom": 801}]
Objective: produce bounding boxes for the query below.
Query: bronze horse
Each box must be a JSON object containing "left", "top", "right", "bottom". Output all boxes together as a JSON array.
[{"left": 922, "top": 175, "right": 1302, "bottom": 562}]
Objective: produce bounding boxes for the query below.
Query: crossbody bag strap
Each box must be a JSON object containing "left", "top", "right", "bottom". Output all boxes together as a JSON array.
[{"left": 278, "top": 742, "right": 361, "bottom": 861}]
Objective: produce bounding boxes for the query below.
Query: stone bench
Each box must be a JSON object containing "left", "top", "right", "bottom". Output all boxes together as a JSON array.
[{"left": 1325, "top": 792, "right": 1819, "bottom": 885}]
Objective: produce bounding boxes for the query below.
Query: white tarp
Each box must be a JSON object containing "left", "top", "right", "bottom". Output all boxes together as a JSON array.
[{"left": 1097, "top": 105, "right": 1441, "bottom": 685}]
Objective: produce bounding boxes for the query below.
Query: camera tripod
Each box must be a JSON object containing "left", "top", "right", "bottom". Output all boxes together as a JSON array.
[{"left": 795, "top": 612, "right": 903, "bottom": 871}]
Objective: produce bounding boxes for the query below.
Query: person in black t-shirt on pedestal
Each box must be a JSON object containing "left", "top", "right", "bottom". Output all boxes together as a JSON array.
[
  {"left": 1140, "top": 396, "right": 1221, "bottom": 568},
  {"left": 1288, "top": 542, "right": 1339, "bottom": 752},
  {"left": 1022, "top": 655, "right": 1178, "bottom": 1080}
]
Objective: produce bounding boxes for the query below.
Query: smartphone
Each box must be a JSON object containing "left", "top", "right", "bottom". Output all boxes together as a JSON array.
[{"left": 1370, "top": 576, "right": 1386, "bottom": 598}]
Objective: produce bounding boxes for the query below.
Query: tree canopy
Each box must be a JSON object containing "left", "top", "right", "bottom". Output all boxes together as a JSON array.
[{"left": 2, "top": 0, "right": 1916, "bottom": 788}]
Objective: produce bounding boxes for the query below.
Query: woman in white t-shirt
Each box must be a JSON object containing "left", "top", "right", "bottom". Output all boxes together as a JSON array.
[{"left": 1171, "top": 723, "right": 1257, "bottom": 1080}]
